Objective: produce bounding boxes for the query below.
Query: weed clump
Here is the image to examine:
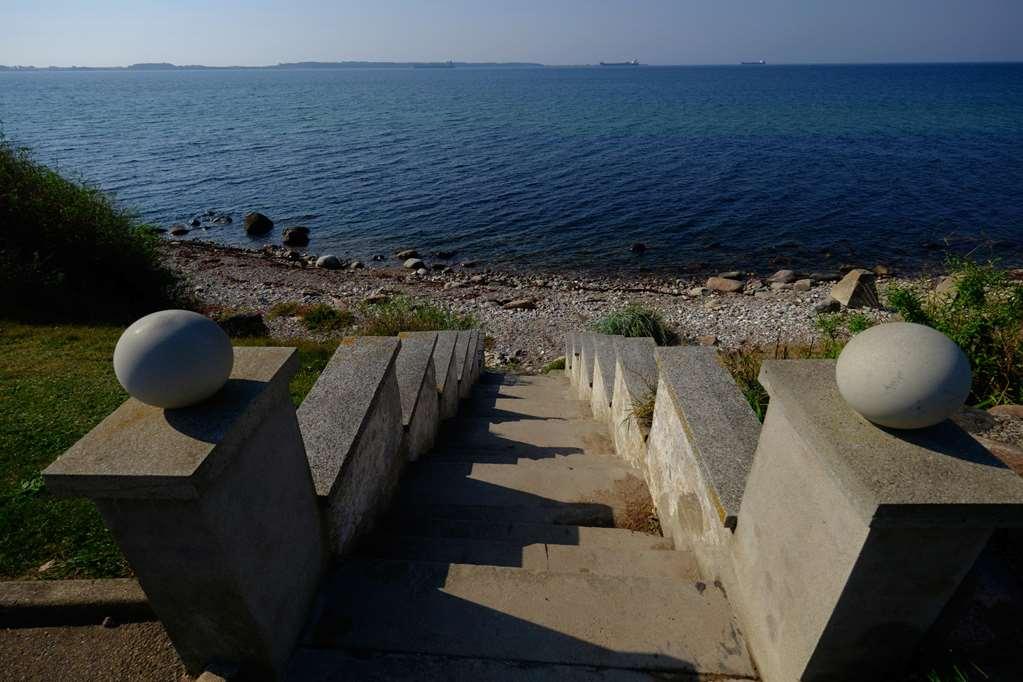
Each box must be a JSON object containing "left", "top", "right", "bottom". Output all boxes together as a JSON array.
[{"left": 591, "top": 304, "right": 678, "bottom": 346}]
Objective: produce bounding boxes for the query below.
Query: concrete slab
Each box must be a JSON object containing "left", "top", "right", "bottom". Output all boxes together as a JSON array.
[
  {"left": 455, "top": 330, "right": 474, "bottom": 399},
  {"left": 307, "top": 559, "right": 754, "bottom": 676},
  {"left": 438, "top": 417, "right": 616, "bottom": 456},
  {"left": 590, "top": 334, "right": 622, "bottom": 423},
  {"left": 361, "top": 536, "right": 699, "bottom": 579},
  {"left": 384, "top": 518, "right": 675, "bottom": 552},
  {"left": 396, "top": 332, "right": 440, "bottom": 460},
  {"left": 0, "top": 579, "right": 152, "bottom": 627},
  {"left": 611, "top": 338, "right": 658, "bottom": 473},
  {"left": 576, "top": 333, "right": 595, "bottom": 401},
  {"left": 424, "top": 450, "right": 629, "bottom": 468},
  {"left": 432, "top": 331, "right": 460, "bottom": 420},
  {"left": 287, "top": 649, "right": 731, "bottom": 681}
]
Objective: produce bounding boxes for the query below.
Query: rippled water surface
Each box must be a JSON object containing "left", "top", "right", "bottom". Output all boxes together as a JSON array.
[{"left": 2, "top": 64, "right": 1022, "bottom": 272}]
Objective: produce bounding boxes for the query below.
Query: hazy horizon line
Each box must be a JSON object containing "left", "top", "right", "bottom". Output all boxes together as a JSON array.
[{"left": 3, "top": 58, "right": 1022, "bottom": 71}]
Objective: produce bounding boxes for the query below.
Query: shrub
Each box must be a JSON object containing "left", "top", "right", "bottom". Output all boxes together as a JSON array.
[
  {"left": 627, "top": 390, "right": 657, "bottom": 430},
  {"left": 0, "top": 138, "right": 179, "bottom": 321},
  {"left": 718, "top": 349, "right": 770, "bottom": 421},
  {"left": 302, "top": 304, "right": 354, "bottom": 333},
  {"left": 813, "top": 311, "right": 877, "bottom": 358},
  {"left": 591, "top": 304, "right": 678, "bottom": 346},
  {"left": 542, "top": 357, "right": 566, "bottom": 373},
  {"left": 356, "top": 296, "right": 476, "bottom": 336},
  {"left": 887, "top": 256, "right": 1023, "bottom": 406}
]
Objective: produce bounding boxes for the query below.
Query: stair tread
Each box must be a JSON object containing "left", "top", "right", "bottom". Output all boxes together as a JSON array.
[
  {"left": 305, "top": 559, "right": 753, "bottom": 676},
  {"left": 360, "top": 535, "right": 699, "bottom": 579},
  {"left": 382, "top": 517, "right": 674, "bottom": 550}
]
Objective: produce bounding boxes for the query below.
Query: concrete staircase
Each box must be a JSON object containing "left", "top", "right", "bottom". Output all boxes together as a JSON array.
[{"left": 289, "top": 372, "right": 756, "bottom": 680}]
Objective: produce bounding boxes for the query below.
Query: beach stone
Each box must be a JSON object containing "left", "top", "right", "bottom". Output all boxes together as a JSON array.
[
  {"left": 503, "top": 298, "right": 537, "bottom": 310},
  {"left": 706, "top": 277, "right": 744, "bottom": 293},
  {"left": 793, "top": 279, "right": 813, "bottom": 292},
  {"left": 767, "top": 269, "right": 797, "bottom": 284},
  {"left": 932, "top": 274, "right": 961, "bottom": 301},
  {"left": 688, "top": 287, "right": 708, "bottom": 296},
  {"left": 433, "top": 250, "right": 456, "bottom": 259},
  {"left": 404, "top": 258, "right": 425, "bottom": 270},
  {"left": 364, "top": 292, "right": 390, "bottom": 304},
  {"left": 630, "top": 242, "right": 647, "bottom": 254},
  {"left": 461, "top": 261, "right": 479, "bottom": 268},
  {"left": 349, "top": 260, "right": 365, "bottom": 269},
  {"left": 282, "top": 226, "right": 310, "bottom": 247},
  {"left": 830, "top": 268, "right": 881, "bottom": 309},
  {"left": 770, "top": 282, "right": 792, "bottom": 291},
  {"left": 395, "top": 249, "right": 419, "bottom": 259},
  {"left": 989, "top": 405, "right": 1023, "bottom": 419},
  {"left": 814, "top": 299, "right": 841, "bottom": 314},
  {"left": 244, "top": 212, "right": 274, "bottom": 235},
  {"left": 169, "top": 225, "right": 189, "bottom": 236},
  {"left": 697, "top": 335, "right": 718, "bottom": 346},
  {"left": 113, "top": 310, "right": 233, "bottom": 409},
  {"left": 416, "top": 268, "right": 428, "bottom": 276},
  {"left": 873, "top": 264, "right": 894, "bottom": 276},
  {"left": 836, "top": 322, "right": 972, "bottom": 429},
  {"left": 810, "top": 271, "right": 842, "bottom": 282},
  {"left": 316, "top": 255, "right": 342, "bottom": 269},
  {"left": 470, "top": 275, "right": 487, "bottom": 285},
  {"left": 718, "top": 271, "right": 742, "bottom": 279}
]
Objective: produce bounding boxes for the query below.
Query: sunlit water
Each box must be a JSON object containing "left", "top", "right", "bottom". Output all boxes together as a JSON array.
[{"left": 2, "top": 63, "right": 1021, "bottom": 273}]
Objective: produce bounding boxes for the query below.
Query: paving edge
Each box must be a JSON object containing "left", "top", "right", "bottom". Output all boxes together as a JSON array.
[{"left": 0, "top": 578, "right": 153, "bottom": 627}]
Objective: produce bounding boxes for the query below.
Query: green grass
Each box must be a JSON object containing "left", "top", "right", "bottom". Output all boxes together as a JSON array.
[
  {"left": 591, "top": 304, "right": 678, "bottom": 346},
  {"left": 355, "top": 296, "right": 476, "bottom": 336},
  {"left": 301, "top": 304, "right": 355, "bottom": 333},
  {"left": 0, "top": 322, "right": 334, "bottom": 580},
  {"left": 0, "top": 138, "right": 180, "bottom": 322},
  {"left": 542, "top": 357, "right": 566, "bottom": 373}
]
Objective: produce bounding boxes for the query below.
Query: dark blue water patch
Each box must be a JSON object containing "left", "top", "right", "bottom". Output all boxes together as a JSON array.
[{"left": 1, "top": 63, "right": 1021, "bottom": 274}]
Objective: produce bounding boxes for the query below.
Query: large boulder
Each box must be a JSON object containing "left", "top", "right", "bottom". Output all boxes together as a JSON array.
[
  {"left": 282, "top": 226, "right": 310, "bottom": 247},
  {"left": 244, "top": 212, "right": 274, "bottom": 235},
  {"left": 767, "top": 269, "right": 797, "bottom": 284},
  {"left": 829, "top": 269, "right": 881, "bottom": 309},
  {"left": 316, "top": 254, "right": 342, "bottom": 269},
  {"left": 395, "top": 249, "right": 419, "bottom": 260},
  {"left": 706, "top": 276, "right": 744, "bottom": 293},
  {"left": 404, "top": 258, "right": 425, "bottom": 270}
]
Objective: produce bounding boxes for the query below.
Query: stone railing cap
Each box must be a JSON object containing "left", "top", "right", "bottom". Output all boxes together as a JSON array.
[
  {"left": 43, "top": 347, "right": 298, "bottom": 500},
  {"left": 453, "top": 330, "right": 473, "bottom": 383},
  {"left": 655, "top": 346, "right": 761, "bottom": 529},
  {"left": 613, "top": 337, "right": 658, "bottom": 401},
  {"left": 432, "top": 331, "right": 458, "bottom": 393},
  {"left": 591, "top": 334, "right": 622, "bottom": 396},
  {"left": 760, "top": 360, "right": 1023, "bottom": 527},
  {"left": 396, "top": 332, "right": 439, "bottom": 426},
  {"left": 298, "top": 336, "right": 400, "bottom": 497},
  {"left": 578, "top": 333, "right": 596, "bottom": 383}
]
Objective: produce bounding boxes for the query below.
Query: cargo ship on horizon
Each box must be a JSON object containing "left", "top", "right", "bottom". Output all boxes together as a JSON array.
[{"left": 600, "top": 59, "right": 640, "bottom": 66}]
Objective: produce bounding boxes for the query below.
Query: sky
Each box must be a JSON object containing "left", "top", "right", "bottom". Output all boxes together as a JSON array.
[{"left": 3, "top": 0, "right": 1023, "bottom": 67}]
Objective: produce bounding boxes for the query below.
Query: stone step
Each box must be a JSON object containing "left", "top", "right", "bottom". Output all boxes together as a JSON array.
[
  {"left": 423, "top": 449, "right": 628, "bottom": 469},
  {"left": 304, "top": 559, "right": 754, "bottom": 677},
  {"left": 383, "top": 517, "right": 673, "bottom": 552},
  {"left": 287, "top": 649, "right": 730, "bottom": 681},
  {"left": 359, "top": 535, "right": 699, "bottom": 579},
  {"left": 460, "top": 396, "right": 593, "bottom": 420},
  {"left": 397, "top": 461, "right": 642, "bottom": 512},
  {"left": 394, "top": 502, "right": 618, "bottom": 526},
  {"left": 437, "top": 417, "right": 615, "bottom": 456}
]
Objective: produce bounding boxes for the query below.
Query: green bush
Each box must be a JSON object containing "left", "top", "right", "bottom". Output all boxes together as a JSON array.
[
  {"left": 356, "top": 296, "right": 476, "bottom": 336},
  {"left": 813, "top": 311, "right": 877, "bottom": 357},
  {"left": 542, "top": 357, "right": 566, "bottom": 373},
  {"left": 0, "top": 138, "right": 179, "bottom": 321},
  {"left": 887, "top": 256, "right": 1023, "bottom": 406},
  {"left": 302, "top": 304, "right": 354, "bottom": 333},
  {"left": 591, "top": 304, "right": 678, "bottom": 346}
]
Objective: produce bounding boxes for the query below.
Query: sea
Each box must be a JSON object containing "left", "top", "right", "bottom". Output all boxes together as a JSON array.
[{"left": 2, "top": 63, "right": 1021, "bottom": 274}]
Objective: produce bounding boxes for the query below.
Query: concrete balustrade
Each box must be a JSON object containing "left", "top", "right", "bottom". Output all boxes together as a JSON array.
[
  {"left": 396, "top": 332, "right": 440, "bottom": 461},
  {"left": 646, "top": 347, "right": 760, "bottom": 581},
  {"left": 433, "top": 331, "right": 461, "bottom": 419},
  {"left": 297, "top": 336, "right": 404, "bottom": 556},
  {"left": 576, "top": 333, "right": 596, "bottom": 401},
  {"left": 565, "top": 332, "right": 575, "bottom": 376},
  {"left": 589, "top": 334, "right": 622, "bottom": 425},
  {"left": 43, "top": 348, "right": 324, "bottom": 679},
  {"left": 731, "top": 360, "right": 1023, "bottom": 681},
  {"left": 454, "top": 330, "right": 474, "bottom": 400},
  {"left": 609, "top": 337, "right": 657, "bottom": 475}
]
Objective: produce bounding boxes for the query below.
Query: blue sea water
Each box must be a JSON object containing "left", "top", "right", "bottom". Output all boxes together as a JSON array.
[{"left": 1, "top": 63, "right": 1022, "bottom": 273}]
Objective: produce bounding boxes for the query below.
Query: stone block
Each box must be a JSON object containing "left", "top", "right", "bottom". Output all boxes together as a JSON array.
[
  {"left": 609, "top": 337, "right": 657, "bottom": 475},
  {"left": 433, "top": 331, "right": 460, "bottom": 420},
  {"left": 396, "top": 332, "right": 440, "bottom": 461},
  {"left": 298, "top": 337, "right": 403, "bottom": 556},
  {"left": 731, "top": 360, "right": 1023, "bottom": 682},
  {"left": 646, "top": 347, "right": 760, "bottom": 582},
  {"left": 43, "top": 348, "right": 323, "bottom": 679},
  {"left": 565, "top": 332, "right": 575, "bottom": 377},
  {"left": 576, "top": 333, "right": 596, "bottom": 402},
  {"left": 589, "top": 334, "right": 622, "bottom": 425},
  {"left": 455, "top": 330, "right": 474, "bottom": 400}
]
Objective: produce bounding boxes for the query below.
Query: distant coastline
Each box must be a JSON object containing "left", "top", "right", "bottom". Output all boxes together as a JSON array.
[{"left": 0, "top": 61, "right": 545, "bottom": 72}]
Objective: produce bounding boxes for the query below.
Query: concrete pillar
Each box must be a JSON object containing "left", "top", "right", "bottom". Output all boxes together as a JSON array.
[
  {"left": 43, "top": 348, "right": 324, "bottom": 680},
  {"left": 732, "top": 360, "right": 1023, "bottom": 681}
]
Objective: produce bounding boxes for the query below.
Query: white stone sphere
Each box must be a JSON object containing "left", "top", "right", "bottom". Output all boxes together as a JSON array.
[
  {"left": 835, "top": 322, "right": 971, "bottom": 429},
  {"left": 113, "top": 310, "right": 233, "bottom": 409}
]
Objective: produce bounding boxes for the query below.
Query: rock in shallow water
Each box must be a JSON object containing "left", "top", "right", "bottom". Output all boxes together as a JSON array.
[
  {"left": 835, "top": 322, "right": 971, "bottom": 429},
  {"left": 244, "top": 212, "right": 274, "bottom": 235},
  {"left": 113, "top": 310, "right": 233, "bottom": 409}
]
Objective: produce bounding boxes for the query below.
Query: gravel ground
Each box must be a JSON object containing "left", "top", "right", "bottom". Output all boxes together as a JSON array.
[{"left": 163, "top": 240, "right": 899, "bottom": 372}]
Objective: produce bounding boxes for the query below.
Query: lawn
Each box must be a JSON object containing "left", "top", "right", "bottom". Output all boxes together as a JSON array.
[{"left": 0, "top": 322, "right": 334, "bottom": 580}]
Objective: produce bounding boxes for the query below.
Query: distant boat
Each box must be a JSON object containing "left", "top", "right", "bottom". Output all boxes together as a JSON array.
[
  {"left": 600, "top": 59, "right": 640, "bottom": 66},
  {"left": 741, "top": 60, "right": 767, "bottom": 65},
  {"left": 414, "top": 61, "right": 455, "bottom": 69}
]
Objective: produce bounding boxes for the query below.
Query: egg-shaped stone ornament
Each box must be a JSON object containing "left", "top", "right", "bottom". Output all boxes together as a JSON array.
[
  {"left": 835, "top": 322, "right": 971, "bottom": 429},
  {"left": 113, "top": 310, "right": 233, "bottom": 409}
]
